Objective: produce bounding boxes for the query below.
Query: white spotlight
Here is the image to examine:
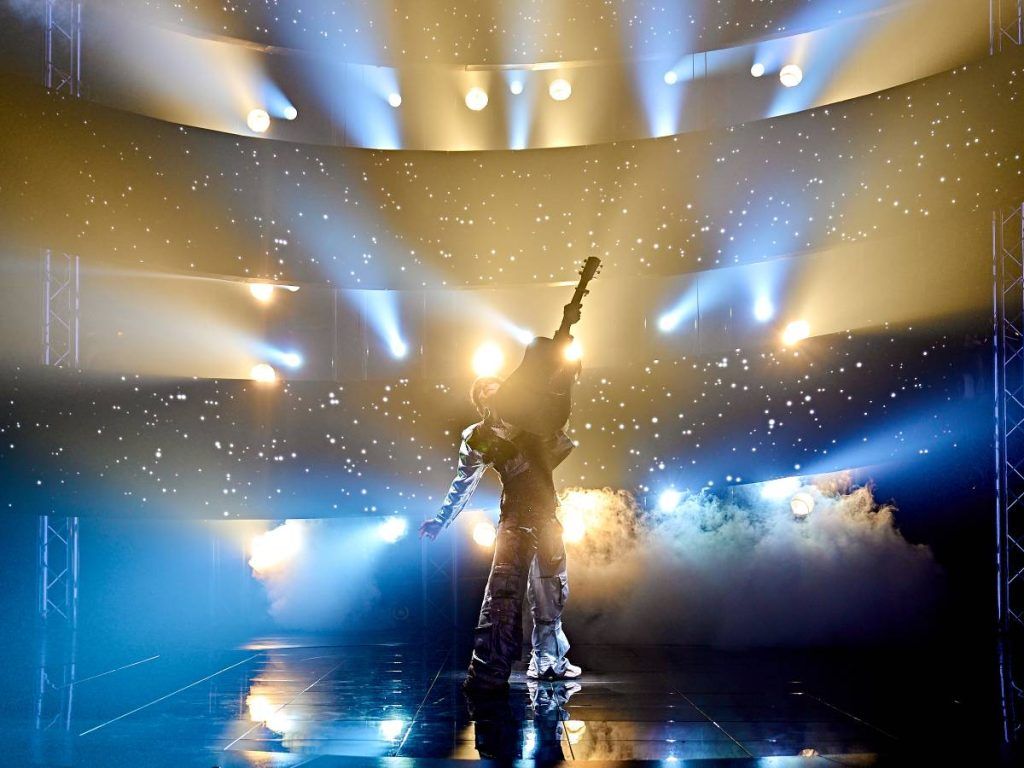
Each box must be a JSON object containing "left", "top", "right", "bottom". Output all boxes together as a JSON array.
[
  {"left": 389, "top": 339, "right": 409, "bottom": 359},
  {"left": 509, "top": 80, "right": 524, "bottom": 95},
  {"left": 549, "top": 78, "right": 572, "bottom": 101},
  {"left": 780, "top": 64, "right": 803, "bottom": 88},
  {"left": 388, "top": 92, "right": 402, "bottom": 108},
  {"left": 658, "top": 489, "right": 683, "bottom": 512},
  {"left": 782, "top": 319, "right": 810, "bottom": 346},
  {"left": 378, "top": 516, "right": 408, "bottom": 543},
  {"left": 249, "top": 522, "right": 301, "bottom": 574},
  {"left": 472, "top": 342, "right": 504, "bottom": 377},
  {"left": 790, "top": 491, "right": 815, "bottom": 519},
  {"left": 249, "top": 282, "right": 275, "bottom": 303},
  {"left": 750, "top": 62, "right": 766, "bottom": 78},
  {"left": 473, "top": 521, "right": 497, "bottom": 548},
  {"left": 760, "top": 476, "right": 801, "bottom": 501},
  {"left": 246, "top": 108, "right": 271, "bottom": 133},
  {"left": 379, "top": 719, "right": 406, "bottom": 740},
  {"left": 663, "top": 70, "right": 679, "bottom": 85},
  {"left": 465, "top": 87, "right": 489, "bottom": 111},
  {"left": 754, "top": 297, "right": 775, "bottom": 323},
  {"left": 658, "top": 310, "right": 684, "bottom": 333},
  {"left": 250, "top": 363, "right": 277, "bottom": 383},
  {"left": 282, "top": 105, "right": 298, "bottom": 121},
  {"left": 282, "top": 352, "right": 303, "bottom": 369}
]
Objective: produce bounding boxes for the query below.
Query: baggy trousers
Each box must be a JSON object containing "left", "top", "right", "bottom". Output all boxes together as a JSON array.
[{"left": 467, "top": 510, "right": 570, "bottom": 686}]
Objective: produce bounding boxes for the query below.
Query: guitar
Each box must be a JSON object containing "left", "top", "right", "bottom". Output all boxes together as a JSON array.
[{"left": 492, "top": 257, "right": 602, "bottom": 435}]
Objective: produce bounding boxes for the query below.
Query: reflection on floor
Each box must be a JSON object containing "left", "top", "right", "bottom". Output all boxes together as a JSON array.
[{"left": 7, "top": 634, "right": 1005, "bottom": 766}]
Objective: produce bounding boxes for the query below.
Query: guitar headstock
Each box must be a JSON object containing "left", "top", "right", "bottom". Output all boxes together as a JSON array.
[{"left": 578, "top": 257, "right": 602, "bottom": 287}]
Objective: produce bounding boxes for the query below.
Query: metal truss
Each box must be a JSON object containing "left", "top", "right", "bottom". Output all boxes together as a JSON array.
[
  {"left": 995, "top": 203, "right": 1024, "bottom": 745},
  {"left": 38, "top": 515, "right": 80, "bottom": 627},
  {"left": 991, "top": 0, "right": 1024, "bottom": 52},
  {"left": 42, "top": 250, "right": 80, "bottom": 368},
  {"left": 44, "top": 0, "right": 82, "bottom": 96},
  {"left": 421, "top": 534, "right": 459, "bottom": 633}
]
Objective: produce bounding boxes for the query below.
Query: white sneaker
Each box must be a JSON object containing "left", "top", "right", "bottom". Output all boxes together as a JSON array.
[{"left": 527, "top": 660, "right": 582, "bottom": 680}]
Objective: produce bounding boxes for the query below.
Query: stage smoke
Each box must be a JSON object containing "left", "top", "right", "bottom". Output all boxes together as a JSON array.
[
  {"left": 558, "top": 478, "right": 940, "bottom": 647},
  {"left": 249, "top": 519, "right": 381, "bottom": 630}
]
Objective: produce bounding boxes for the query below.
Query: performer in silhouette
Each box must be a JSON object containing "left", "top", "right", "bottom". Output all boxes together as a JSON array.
[{"left": 421, "top": 308, "right": 583, "bottom": 693}]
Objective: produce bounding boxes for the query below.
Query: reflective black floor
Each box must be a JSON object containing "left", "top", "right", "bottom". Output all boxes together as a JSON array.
[{"left": 4, "top": 631, "right": 1010, "bottom": 766}]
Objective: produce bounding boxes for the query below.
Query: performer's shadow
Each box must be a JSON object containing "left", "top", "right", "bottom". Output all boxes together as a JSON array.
[{"left": 465, "top": 679, "right": 582, "bottom": 760}]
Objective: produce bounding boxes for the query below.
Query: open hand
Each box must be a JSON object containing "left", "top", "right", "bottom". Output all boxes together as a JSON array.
[{"left": 419, "top": 518, "right": 444, "bottom": 540}]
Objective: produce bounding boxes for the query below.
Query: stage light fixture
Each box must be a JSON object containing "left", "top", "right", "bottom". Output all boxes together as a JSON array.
[
  {"left": 388, "top": 92, "right": 402, "bottom": 108},
  {"left": 750, "top": 63, "right": 766, "bottom": 78},
  {"left": 389, "top": 338, "right": 409, "bottom": 359},
  {"left": 658, "top": 489, "right": 683, "bottom": 512},
  {"left": 564, "top": 340, "right": 583, "bottom": 362},
  {"left": 473, "top": 521, "right": 497, "bottom": 548},
  {"left": 658, "top": 310, "right": 684, "bottom": 333},
  {"left": 509, "top": 80, "right": 524, "bottom": 95},
  {"left": 790, "top": 491, "right": 814, "bottom": 518},
  {"left": 247, "top": 108, "right": 271, "bottom": 133},
  {"left": 663, "top": 70, "right": 678, "bottom": 85},
  {"left": 754, "top": 297, "right": 775, "bottom": 323},
  {"left": 465, "top": 87, "right": 489, "bottom": 111},
  {"left": 249, "top": 282, "right": 275, "bottom": 302},
  {"left": 378, "top": 516, "right": 408, "bottom": 543},
  {"left": 782, "top": 319, "right": 810, "bottom": 346},
  {"left": 472, "top": 342, "right": 504, "bottom": 377},
  {"left": 281, "top": 352, "right": 303, "bottom": 369},
  {"left": 780, "top": 64, "right": 803, "bottom": 88},
  {"left": 283, "top": 105, "right": 298, "bottom": 121},
  {"left": 549, "top": 78, "right": 572, "bottom": 101},
  {"left": 250, "top": 363, "right": 277, "bottom": 383}
]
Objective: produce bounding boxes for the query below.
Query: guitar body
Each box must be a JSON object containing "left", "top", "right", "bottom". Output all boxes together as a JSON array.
[
  {"left": 493, "top": 337, "right": 577, "bottom": 435},
  {"left": 492, "top": 257, "right": 602, "bottom": 436}
]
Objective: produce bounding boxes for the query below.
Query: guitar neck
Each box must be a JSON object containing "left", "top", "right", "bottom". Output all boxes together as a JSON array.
[{"left": 554, "top": 283, "right": 589, "bottom": 341}]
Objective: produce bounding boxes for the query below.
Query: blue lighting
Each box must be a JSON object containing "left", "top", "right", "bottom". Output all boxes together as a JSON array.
[
  {"left": 361, "top": 290, "right": 410, "bottom": 361},
  {"left": 754, "top": 297, "right": 775, "bottom": 323},
  {"left": 658, "top": 489, "right": 683, "bottom": 512},
  {"left": 377, "top": 517, "right": 408, "bottom": 543}
]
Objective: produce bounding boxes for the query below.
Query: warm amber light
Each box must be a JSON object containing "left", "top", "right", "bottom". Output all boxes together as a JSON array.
[
  {"left": 782, "top": 320, "right": 810, "bottom": 346},
  {"left": 472, "top": 342, "right": 504, "bottom": 377},
  {"left": 250, "top": 363, "right": 277, "bottom": 383},
  {"left": 472, "top": 521, "right": 496, "bottom": 548},
  {"left": 249, "top": 283, "right": 275, "bottom": 302}
]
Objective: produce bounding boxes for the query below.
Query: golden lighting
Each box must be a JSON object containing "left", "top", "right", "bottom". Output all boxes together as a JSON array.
[
  {"left": 249, "top": 521, "right": 302, "bottom": 574},
  {"left": 472, "top": 521, "right": 497, "bottom": 548},
  {"left": 247, "top": 692, "right": 292, "bottom": 735},
  {"left": 472, "top": 342, "right": 504, "bottom": 377},
  {"left": 561, "top": 505, "right": 586, "bottom": 543},
  {"left": 249, "top": 282, "right": 275, "bottom": 302},
  {"left": 564, "top": 339, "right": 583, "bottom": 362},
  {"left": 465, "top": 87, "right": 489, "bottom": 111},
  {"left": 782, "top": 319, "right": 811, "bottom": 346},
  {"left": 250, "top": 363, "right": 277, "bottom": 383},
  {"left": 559, "top": 489, "right": 599, "bottom": 543},
  {"left": 549, "top": 78, "right": 572, "bottom": 101},
  {"left": 246, "top": 108, "right": 270, "bottom": 133},
  {"left": 564, "top": 720, "right": 587, "bottom": 744}
]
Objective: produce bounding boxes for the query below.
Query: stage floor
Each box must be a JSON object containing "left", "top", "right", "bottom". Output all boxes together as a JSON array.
[{"left": 6, "top": 635, "right": 1005, "bottom": 766}]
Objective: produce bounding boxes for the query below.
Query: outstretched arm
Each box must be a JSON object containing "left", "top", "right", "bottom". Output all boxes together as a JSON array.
[{"left": 420, "top": 432, "right": 488, "bottom": 539}]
